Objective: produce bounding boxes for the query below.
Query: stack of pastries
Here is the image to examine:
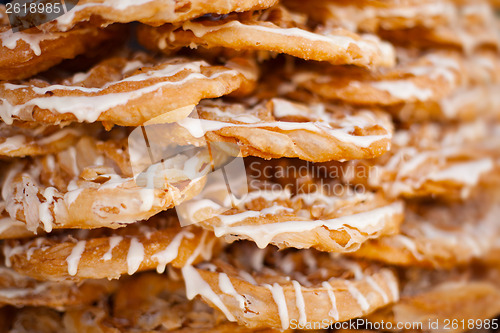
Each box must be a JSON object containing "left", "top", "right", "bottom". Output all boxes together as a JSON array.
[{"left": 0, "top": 0, "right": 500, "bottom": 332}]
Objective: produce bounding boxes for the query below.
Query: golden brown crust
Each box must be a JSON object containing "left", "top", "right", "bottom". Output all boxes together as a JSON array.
[
  {"left": 283, "top": 0, "right": 454, "bottom": 33},
  {"left": 4, "top": 218, "right": 218, "bottom": 281},
  {"left": 42, "top": 0, "right": 279, "bottom": 31},
  {"left": 0, "top": 0, "right": 498, "bottom": 329},
  {"left": 182, "top": 244, "right": 399, "bottom": 329},
  {"left": 0, "top": 53, "right": 256, "bottom": 126},
  {"left": 349, "top": 193, "right": 500, "bottom": 268},
  {"left": 0, "top": 266, "right": 116, "bottom": 309},
  {"left": 377, "top": 1, "right": 500, "bottom": 52},
  {"left": 137, "top": 5, "right": 395, "bottom": 68},
  {"left": 0, "top": 13, "right": 125, "bottom": 81},
  {"left": 63, "top": 273, "right": 286, "bottom": 333},
  {"left": 187, "top": 180, "right": 403, "bottom": 252},
  {"left": 1, "top": 131, "right": 207, "bottom": 231},
  {"left": 293, "top": 50, "right": 466, "bottom": 106},
  {"left": 369, "top": 266, "right": 500, "bottom": 333},
  {"left": 291, "top": 50, "right": 500, "bottom": 122},
  {"left": 158, "top": 98, "right": 394, "bottom": 162},
  {"left": 0, "top": 123, "right": 98, "bottom": 158},
  {"left": 0, "top": 196, "right": 37, "bottom": 240},
  {"left": 343, "top": 121, "right": 500, "bottom": 201}
]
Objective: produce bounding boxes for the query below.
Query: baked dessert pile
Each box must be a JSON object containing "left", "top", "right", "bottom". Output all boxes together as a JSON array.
[{"left": 0, "top": 0, "right": 499, "bottom": 331}]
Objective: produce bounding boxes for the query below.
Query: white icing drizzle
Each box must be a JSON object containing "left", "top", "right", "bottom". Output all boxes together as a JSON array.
[
  {"left": 0, "top": 286, "right": 38, "bottom": 298},
  {"left": 182, "top": 265, "right": 236, "bottom": 321},
  {"left": 412, "top": 220, "right": 489, "bottom": 258},
  {"left": 407, "top": 53, "right": 461, "bottom": 84},
  {"left": 121, "top": 60, "right": 146, "bottom": 73},
  {"left": 0, "top": 217, "right": 26, "bottom": 235},
  {"left": 0, "top": 135, "right": 25, "bottom": 153},
  {"left": 395, "top": 235, "right": 424, "bottom": 260},
  {"left": 0, "top": 61, "right": 239, "bottom": 124},
  {"left": 303, "top": 250, "right": 318, "bottom": 271},
  {"left": 199, "top": 262, "right": 217, "bottom": 272},
  {"left": 53, "top": 0, "right": 162, "bottom": 30},
  {"left": 371, "top": 80, "right": 433, "bottom": 101},
  {"left": 64, "top": 188, "right": 84, "bottom": 207},
  {"left": 324, "top": 2, "right": 454, "bottom": 31},
  {"left": 102, "top": 236, "right": 123, "bottom": 261},
  {"left": 177, "top": 104, "right": 391, "bottom": 149},
  {"left": 0, "top": 282, "right": 53, "bottom": 299},
  {"left": 71, "top": 71, "right": 92, "bottom": 84},
  {"left": 279, "top": 254, "right": 295, "bottom": 275},
  {"left": 152, "top": 230, "right": 194, "bottom": 273},
  {"left": 292, "top": 280, "right": 307, "bottom": 326},
  {"left": 217, "top": 205, "right": 290, "bottom": 227},
  {"left": 464, "top": 236, "right": 482, "bottom": 256},
  {"left": 212, "top": 202, "right": 402, "bottom": 249},
  {"left": 2, "top": 164, "right": 22, "bottom": 201},
  {"left": 271, "top": 98, "right": 310, "bottom": 118},
  {"left": 219, "top": 272, "right": 246, "bottom": 310},
  {"left": 376, "top": 132, "right": 496, "bottom": 197},
  {"left": 249, "top": 247, "right": 267, "bottom": 272},
  {"left": 366, "top": 276, "right": 389, "bottom": 303},
  {"left": 45, "top": 154, "right": 55, "bottom": 171},
  {"left": 345, "top": 281, "right": 370, "bottom": 312},
  {"left": 139, "top": 163, "right": 158, "bottom": 212},
  {"left": 181, "top": 20, "right": 393, "bottom": 64},
  {"left": 26, "top": 238, "right": 45, "bottom": 261},
  {"left": 241, "top": 188, "right": 292, "bottom": 203},
  {"left": 66, "top": 240, "right": 86, "bottom": 276},
  {"left": 239, "top": 270, "right": 257, "bottom": 285},
  {"left": 382, "top": 270, "right": 399, "bottom": 301},
  {"left": 201, "top": 237, "right": 216, "bottom": 262},
  {"left": 321, "top": 281, "right": 340, "bottom": 321},
  {"left": 264, "top": 283, "right": 289, "bottom": 330},
  {"left": 126, "top": 237, "right": 144, "bottom": 275},
  {"left": 428, "top": 158, "right": 493, "bottom": 185},
  {"left": 179, "top": 199, "right": 224, "bottom": 222},
  {"left": 97, "top": 173, "right": 132, "bottom": 191},
  {"left": 3, "top": 244, "right": 24, "bottom": 267},
  {"left": 184, "top": 229, "right": 208, "bottom": 266},
  {"left": 38, "top": 187, "right": 55, "bottom": 232},
  {"left": 440, "top": 86, "right": 486, "bottom": 118},
  {"left": 93, "top": 156, "right": 105, "bottom": 166},
  {"left": 342, "top": 260, "right": 365, "bottom": 280},
  {"left": 37, "top": 128, "right": 81, "bottom": 146},
  {"left": 294, "top": 190, "right": 370, "bottom": 208},
  {"left": 1, "top": 29, "right": 59, "bottom": 56},
  {"left": 294, "top": 272, "right": 311, "bottom": 288}
]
